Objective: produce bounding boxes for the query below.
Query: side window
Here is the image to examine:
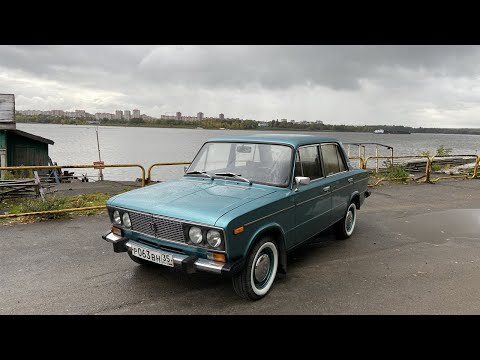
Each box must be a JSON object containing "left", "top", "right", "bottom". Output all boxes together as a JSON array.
[
  {"left": 298, "top": 145, "right": 322, "bottom": 180},
  {"left": 321, "top": 144, "right": 341, "bottom": 176},
  {"left": 337, "top": 147, "right": 347, "bottom": 172}
]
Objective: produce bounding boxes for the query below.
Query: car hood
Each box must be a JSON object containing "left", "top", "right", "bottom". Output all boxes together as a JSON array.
[{"left": 108, "top": 178, "right": 277, "bottom": 225}]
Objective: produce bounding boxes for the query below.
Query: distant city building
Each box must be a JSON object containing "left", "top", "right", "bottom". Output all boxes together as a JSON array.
[
  {"left": 176, "top": 112, "right": 182, "bottom": 121},
  {"left": 132, "top": 109, "right": 141, "bottom": 118},
  {"left": 141, "top": 114, "right": 155, "bottom": 122},
  {"left": 124, "top": 110, "right": 131, "bottom": 120},
  {"left": 197, "top": 112, "right": 204, "bottom": 121},
  {"left": 219, "top": 113, "right": 224, "bottom": 120},
  {"left": 315, "top": 120, "right": 324, "bottom": 124},
  {"left": 65, "top": 111, "right": 77, "bottom": 118},
  {"left": 115, "top": 110, "right": 123, "bottom": 120},
  {"left": 75, "top": 110, "right": 86, "bottom": 118},
  {"left": 52, "top": 110, "right": 65, "bottom": 117},
  {"left": 281, "top": 118, "right": 287, "bottom": 123},
  {"left": 95, "top": 112, "right": 114, "bottom": 120}
]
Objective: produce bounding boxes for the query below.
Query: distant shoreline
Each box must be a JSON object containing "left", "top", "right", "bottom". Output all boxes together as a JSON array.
[{"left": 14, "top": 119, "right": 480, "bottom": 136}]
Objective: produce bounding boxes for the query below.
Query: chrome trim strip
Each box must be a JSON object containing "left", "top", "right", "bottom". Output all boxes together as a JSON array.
[
  {"left": 331, "top": 183, "right": 353, "bottom": 192},
  {"left": 126, "top": 207, "right": 225, "bottom": 231},
  {"left": 125, "top": 241, "right": 225, "bottom": 274},
  {"left": 294, "top": 208, "right": 331, "bottom": 229},
  {"left": 331, "top": 202, "right": 347, "bottom": 210},
  {"left": 296, "top": 192, "right": 329, "bottom": 206},
  {"left": 325, "top": 170, "right": 349, "bottom": 178},
  {"left": 244, "top": 205, "right": 295, "bottom": 227}
]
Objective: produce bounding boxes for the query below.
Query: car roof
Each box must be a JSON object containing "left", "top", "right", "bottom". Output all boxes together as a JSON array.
[{"left": 206, "top": 133, "right": 339, "bottom": 148}]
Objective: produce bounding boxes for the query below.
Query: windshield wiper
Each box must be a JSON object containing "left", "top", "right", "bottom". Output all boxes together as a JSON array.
[
  {"left": 214, "top": 172, "right": 251, "bottom": 184},
  {"left": 185, "top": 170, "right": 212, "bottom": 178}
]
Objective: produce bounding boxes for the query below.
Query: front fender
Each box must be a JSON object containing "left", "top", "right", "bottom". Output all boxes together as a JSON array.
[{"left": 246, "top": 222, "right": 288, "bottom": 274}]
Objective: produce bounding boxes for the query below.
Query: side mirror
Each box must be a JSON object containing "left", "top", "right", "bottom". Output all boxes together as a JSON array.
[
  {"left": 184, "top": 165, "right": 189, "bottom": 174},
  {"left": 294, "top": 176, "right": 310, "bottom": 191}
]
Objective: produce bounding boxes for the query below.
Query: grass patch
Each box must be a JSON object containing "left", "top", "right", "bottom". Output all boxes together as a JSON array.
[
  {"left": 1, "top": 192, "right": 111, "bottom": 222},
  {"left": 385, "top": 163, "right": 409, "bottom": 182}
]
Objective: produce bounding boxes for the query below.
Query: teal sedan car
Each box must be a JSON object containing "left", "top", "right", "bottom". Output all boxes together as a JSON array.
[{"left": 102, "top": 134, "right": 370, "bottom": 300}]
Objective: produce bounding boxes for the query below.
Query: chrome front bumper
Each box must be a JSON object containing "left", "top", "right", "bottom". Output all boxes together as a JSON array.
[{"left": 102, "top": 232, "right": 227, "bottom": 275}]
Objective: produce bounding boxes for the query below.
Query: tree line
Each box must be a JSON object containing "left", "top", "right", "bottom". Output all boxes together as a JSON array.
[{"left": 14, "top": 114, "right": 480, "bottom": 135}]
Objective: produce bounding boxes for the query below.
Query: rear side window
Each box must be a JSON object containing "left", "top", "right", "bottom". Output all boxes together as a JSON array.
[
  {"left": 297, "top": 145, "right": 323, "bottom": 180},
  {"left": 321, "top": 144, "right": 347, "bottom": 176}
]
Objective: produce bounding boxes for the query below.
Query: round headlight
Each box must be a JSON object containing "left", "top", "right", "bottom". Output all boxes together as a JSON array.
[
  {"left": 189, "top": 226, "right": 203, "bottom": 244},
  {"left": 113, "top": 210, "right": 121, "bottom": 225},
  {"left": 122, "top": 212, "right": 131, "bottom": 228},
  {"left": 206, "top": 230, "right": 222, "bottom": 248}
]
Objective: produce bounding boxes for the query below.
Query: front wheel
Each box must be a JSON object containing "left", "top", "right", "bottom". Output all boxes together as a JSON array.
[
  {"left": 232, "top": 237, "right": 279, "bottom": 300},
  {"left": 335, "top": 202, "right": 357, "bottom": 240}
]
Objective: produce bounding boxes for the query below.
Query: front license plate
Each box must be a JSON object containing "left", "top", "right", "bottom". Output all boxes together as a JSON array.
[{"left": 131, "top": 244, "right": 174, "bottom": 267}]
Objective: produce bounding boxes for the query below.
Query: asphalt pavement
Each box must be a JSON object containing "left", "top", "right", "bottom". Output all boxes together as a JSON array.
[{"left": 1, "top": 179, "right": 480, "bottom": 314}]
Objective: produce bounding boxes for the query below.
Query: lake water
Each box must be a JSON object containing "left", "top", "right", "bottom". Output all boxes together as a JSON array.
[{"left": 17, "top": 123, "right": 480, "bottom": 181}]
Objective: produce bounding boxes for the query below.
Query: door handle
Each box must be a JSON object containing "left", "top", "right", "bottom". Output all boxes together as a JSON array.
[
  {"left": 323, "top": 186, "right": 330, "bottom": 192},
  {"left": 348, "top": 178, "right": 354, "bottom": 183}
]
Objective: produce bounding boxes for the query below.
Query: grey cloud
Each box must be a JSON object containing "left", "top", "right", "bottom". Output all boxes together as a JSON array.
[
  {"left": 2, "top": 45, "right": 480, "bottom": 127},
  {"left": 2, "top": 45, "right": 480, "bottom": 91}
]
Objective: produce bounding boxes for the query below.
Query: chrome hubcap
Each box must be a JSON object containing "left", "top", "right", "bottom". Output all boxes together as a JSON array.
[
  {"left": 346, "top": 209, "right": 354, "bottom": 232},
  {"left": 254, "top": 254, "right": 270, "bottom": 283}
]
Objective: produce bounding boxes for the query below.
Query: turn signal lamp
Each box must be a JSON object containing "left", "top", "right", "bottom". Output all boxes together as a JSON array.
[
  {"left": 234, "top": 226, "right": 244, "bottom": 235},
  {"left": 112, "top": 227, "right": 122, "bottom": 236},
  {"left": 207, "top": 253, "right": 226, "bottom": 263}
]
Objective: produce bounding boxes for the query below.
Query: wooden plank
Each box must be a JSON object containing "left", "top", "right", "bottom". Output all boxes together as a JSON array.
[
  {"left": 0, "top": 94, "right": 14, "bottom": 122},
  {"left": 0, "top": 112, "right": 14, "bottom": 121},
  {"left": 34, "top": 171, "right": 45, "bottom": 201}
]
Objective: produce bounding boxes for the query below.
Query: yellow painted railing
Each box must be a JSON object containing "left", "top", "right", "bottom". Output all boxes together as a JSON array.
[
  {"left": 146, "top": 162, "right": 191, "bottom": 184},
  {"left": 0, "top": 164, "right": 146, "bottom": 187},
  {"left": 428, "top": 155, "right": 479, "bottom": 183},
  {"left": 0, "top": 163, "right": 146, "bottom": 220},
  {"left": 1, "top": 155, "right": 479, "bottom": 219},
  {"left": 363, "top": 155, "right": 432, "bottom": 184}
]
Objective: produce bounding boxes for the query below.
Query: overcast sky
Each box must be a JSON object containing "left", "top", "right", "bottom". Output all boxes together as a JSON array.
[{"left": 2, "top": 45, "right": 480, "bottom": 128}]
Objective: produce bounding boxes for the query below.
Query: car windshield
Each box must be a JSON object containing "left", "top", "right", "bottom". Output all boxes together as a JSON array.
[{"left": 187, "top": 142, "right": 293, "bottom": 187}]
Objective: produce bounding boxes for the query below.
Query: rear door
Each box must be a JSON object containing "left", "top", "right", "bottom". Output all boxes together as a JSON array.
[
  {"left": 320, "top": 143, "right": 353, "bottom": 224},
  {"left": 293, "top": 145, "right": 332, "bottom": 245}
]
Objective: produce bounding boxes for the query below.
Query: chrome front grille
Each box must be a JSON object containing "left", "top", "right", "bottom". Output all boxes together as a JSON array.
[
  {"left": 129, "top": 212, "right": 155, "bottom": 237},
  {"left": 129, "top": 211, "right": 186, "bottom": 243},
  {"left": 152, "top": 217, "right": 185, "bottom": 243}
]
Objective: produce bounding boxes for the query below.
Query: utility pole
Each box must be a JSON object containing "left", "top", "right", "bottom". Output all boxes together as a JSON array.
[{"left": 96, "top": 127, "right": 104, "bottom": 181}]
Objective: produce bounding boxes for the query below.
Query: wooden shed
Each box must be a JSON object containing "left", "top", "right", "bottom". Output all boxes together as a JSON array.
[{"left": 3, "top": 129, "right": 54, "bottom": 166}]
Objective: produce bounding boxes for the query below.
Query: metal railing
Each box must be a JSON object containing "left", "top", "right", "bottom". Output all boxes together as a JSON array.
[
  {"left": 345, "top": 143, "right": 394, "bottom": 173},
  {"left": 428, "top": 154, "right": 479, "bottom": 183},
  {"left": 363, "top": 155, "right": 432, "bottom": 185},
  {"left": 0, "top": 164, "right": 146, "bottom": 187},
  {"left": 146, "top": 162, "right": 191, "bottom": 184},
  {"left": 0, "top": 163, "right": 146, "bottom": 220},
  {"left": 1, "top": 155, "right": 479, "bottom": 219}
]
